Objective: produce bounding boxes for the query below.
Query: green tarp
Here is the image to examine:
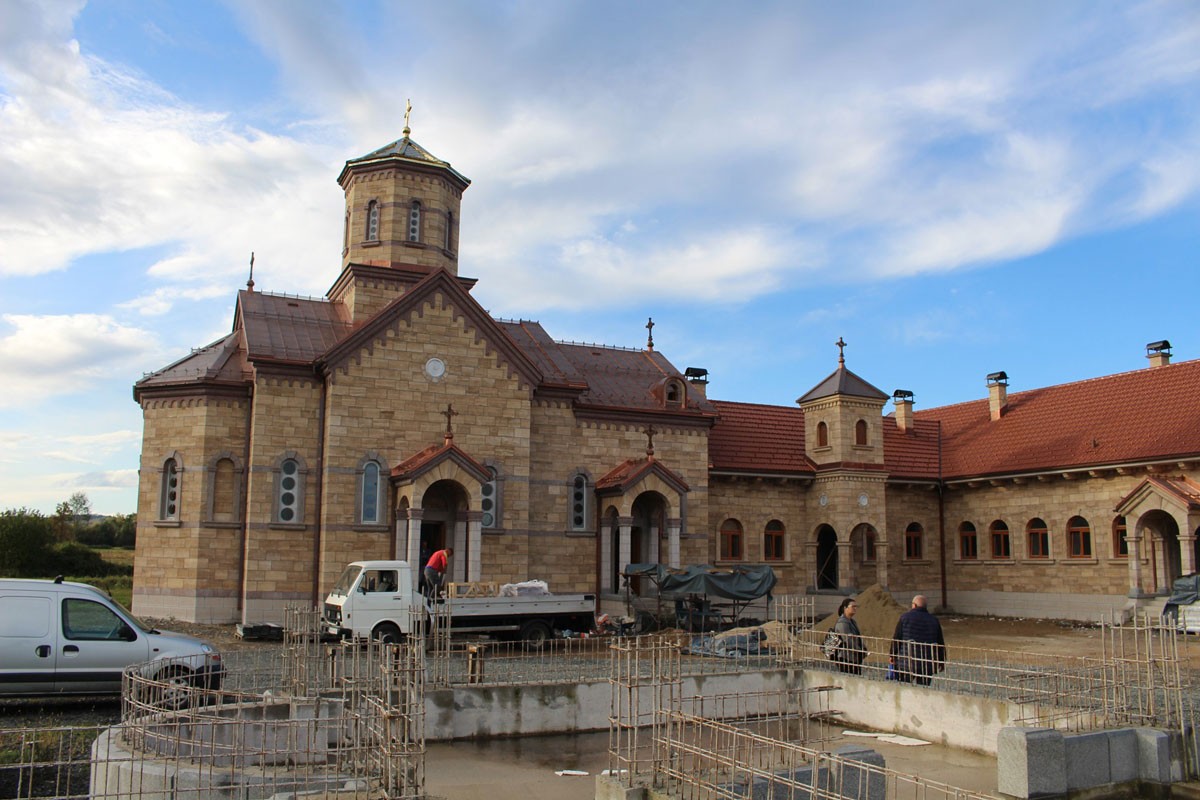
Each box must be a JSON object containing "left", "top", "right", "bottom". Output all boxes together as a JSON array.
[{"left": 623, "top": 563, "right": 777, "bottom": 601}]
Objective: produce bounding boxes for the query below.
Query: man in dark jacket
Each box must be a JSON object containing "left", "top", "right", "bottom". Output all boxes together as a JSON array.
[{"left": 890, "top": 595, "right": 945, "bottom": 686}]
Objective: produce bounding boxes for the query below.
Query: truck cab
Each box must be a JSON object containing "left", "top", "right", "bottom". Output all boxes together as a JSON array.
[{"left": 324, "top": 561, "right": 415, "bottom": 643}]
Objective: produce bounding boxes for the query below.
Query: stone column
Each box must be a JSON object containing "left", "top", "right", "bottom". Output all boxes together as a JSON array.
[
  {"left": 600, "top": 517, "right": 614, "bottom": 592},
  {"left": 667, "top": 517, "right": 682, "bottom": 568},
  {"left": 837, "top": 540, "right": 853, "bottom": 590},
  {"left": 618, "top": 516, "right": 634, "bottom": 584},
  {"left": 875, "top": 536, "right": 889, "bottom": 590},
  {"left": 1127, "top": 526, "right": 1144, "bottom": 597},
  {"left": 406, "top": 507, "right": 425, "bottom": 592},
  {"left": 649, "top": 524, "right": 660, "bottom": 564},
  {"left": 453, "top": 517, "right": 469, "bottom": 583},
  {"left": 466, "top": 510, "right": 482, "bottom": 582},
  {"left": 804, "top": 541, "right": 818, "bottom": 592},
  {"left": 394, "top": 507, "right": 409, "bottom": 562}
]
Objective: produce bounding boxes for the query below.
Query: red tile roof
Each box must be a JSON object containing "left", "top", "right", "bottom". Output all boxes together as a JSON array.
[
  {"left": 595, "top": 457, "right": 690, "bottom": 494},
  {"left": 709, "top": 400, "right": 813, "bottom": 475},
  {"left": 1116, "top": 475, "right": 1200, "bottom": 512},
  {"left": 915, "top": 359, "right": 1200, "bottom": 479}
]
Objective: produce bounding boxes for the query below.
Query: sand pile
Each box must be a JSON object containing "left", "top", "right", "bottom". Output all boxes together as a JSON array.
[{"left": 813, "top": 584, "right": 908, "bottom": 652}]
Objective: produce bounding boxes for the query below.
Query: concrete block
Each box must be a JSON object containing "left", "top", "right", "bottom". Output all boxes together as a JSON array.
[
  {"left": 1135, "top": 728, "right": 1183, "bottom": 783},
  {"left": 1107, "top": 728, "right": 1139, "bottom": 784},
  {"left": 835, "top": 745, "right": 886, "bottom": 800},
  {"left": 997, "top": 727, "right": 1066, "bottom": 799},
  {"left": 1064, "top": 731, "right": 1110, "bottom": 789}
]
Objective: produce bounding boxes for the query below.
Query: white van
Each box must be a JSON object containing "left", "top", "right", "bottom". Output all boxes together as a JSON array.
[{"left": 0, "top": 578, "right": 222, "bottom": 696}]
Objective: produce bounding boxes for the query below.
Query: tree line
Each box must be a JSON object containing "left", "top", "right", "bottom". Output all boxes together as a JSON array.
[{"left": 0, "top": 492, "right": 135, "bottom": 578}]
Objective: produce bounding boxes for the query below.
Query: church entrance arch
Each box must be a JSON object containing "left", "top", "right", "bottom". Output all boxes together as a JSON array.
[
  {"left": 627, "top": 492, "right": 667, "bottom": 596},
  {"left": 420, "top": 479, "right": 470, "bottom": 583},
  {"left": 816, "top": 525, "right": 838, "bottom": 590},
  {"left": 1141, "top": 509, "right": 1181, "bottom": 594}
]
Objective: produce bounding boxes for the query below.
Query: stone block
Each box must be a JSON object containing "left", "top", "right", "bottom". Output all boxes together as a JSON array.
[
  {"left": 1135, "top": 728, "right": 1183, "bottom": 783},
  {"left": 1064, "top": 731, "right": 1110, "bottom": 789},
  {"left": 997, "top": 727, "right": 1066, "bottom": 799},
  {"left": 835, "top": 745, "right": 886, "bottom": 800},
  {"left": 1106, "top": 728, "right": 1139, "bottom": 784}
]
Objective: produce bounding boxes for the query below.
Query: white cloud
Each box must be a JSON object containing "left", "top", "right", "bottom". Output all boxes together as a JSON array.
[{"left": 0, "top": 314, "right": 158, "bottom": 406}]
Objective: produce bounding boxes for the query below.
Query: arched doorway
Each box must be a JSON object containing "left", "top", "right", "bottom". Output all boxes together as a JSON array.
[
  {"left": 421, "top": 479, "right": 469, "bottom": 583},
  {"left": 816, "top": 525, "right": 838, "bottom": 590},
  {"left": 850, "top": 523, "right": 877, "bottom": 586},
  {"left": 626, "top": 492, "right": 667, "bottom": 596},
  {"left": 1141, "top": 509, "right": 1181, "bottom": 593}
]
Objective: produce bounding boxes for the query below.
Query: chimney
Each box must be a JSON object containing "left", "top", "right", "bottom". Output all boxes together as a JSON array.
[
  {"left": 987, "top": 371, "right": 1008, "bottom": 421},
  {"left": 893, "top": 389, "right": 914, "bottom": 432},
  {"left": 1146, "top": 340, "right": 1172, "bottom": 368}
]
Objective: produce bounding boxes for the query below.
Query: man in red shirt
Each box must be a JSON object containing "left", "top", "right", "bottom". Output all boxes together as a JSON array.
[{"left": 424, "top": 547, "right": 453, "bottom": 598}]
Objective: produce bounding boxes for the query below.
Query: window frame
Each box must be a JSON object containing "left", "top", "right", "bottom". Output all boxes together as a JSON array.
[
  {"left": 1112, "top": 516, "right": 1128, "bottom": 557},
  {"left": 763, "top": 519, "right": 785, "bottom": 562},
  {"left": 816, "top": 421, "right": 829, "bottom": 448},
  {"left": 408, "top": 200, "right": 421, "bottom": 242},
  {"left": 1027, "top": 518, "right": 1050, "bottom": 559},
  {"left": 719, "top": 519, "right": 744, "bottom": 561},
  {"left": 855, "top": 419, "right": 868, "bottom": 446},
  {"left": 159, "top": 454, "right": 181, "bottom": 521},
  {"left": 568, "top": 471, "right": 590, "bottom": 532},
  {"left": 1067, "top": 516, "right": 1092, "bottom": 558},
  {"left": 366, "top": 200, "right": 380, "bottom": 242},
  {"left": 990, "top": 520, "right": 1011, "bottom": 559},
  {"left": 904, "top": 522, "right": 923, "bottom": 560},
  {"left": 273, "top": 453, "right": 306, "bottom": 525},
  {"left": 959, "top": 521, "right": 978, "bottom": 560},
  {"left": 357, "top": 456, "right": 385, "bottom": 526}
]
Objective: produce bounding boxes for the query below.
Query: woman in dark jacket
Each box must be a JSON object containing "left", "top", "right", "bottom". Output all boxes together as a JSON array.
[{"left": 832, "top": 598, "right": 867, "bottom": 674}]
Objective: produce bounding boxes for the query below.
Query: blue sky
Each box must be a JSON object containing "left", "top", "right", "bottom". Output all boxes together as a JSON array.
[{"left": 1, "top": 0, "right": 1197, "bottom": 515}]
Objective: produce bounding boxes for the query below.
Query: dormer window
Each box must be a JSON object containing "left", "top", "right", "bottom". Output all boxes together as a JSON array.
[
  {"left": 665, "top": 380, "right": 683, "bottom": 408},
  {"left": 366, "top": 200, "right": 379, "bottom": 242},
  {"left": 408, "top": 201, "right": 421, "bottom": 242},
  {"left": 816, "top": 421, "right": 829, "bottom": 448}
]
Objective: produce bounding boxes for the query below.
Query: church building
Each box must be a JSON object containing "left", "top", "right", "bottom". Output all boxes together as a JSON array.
[{"left": 132, "top": 128, "right": 1200, "bottom": 625}]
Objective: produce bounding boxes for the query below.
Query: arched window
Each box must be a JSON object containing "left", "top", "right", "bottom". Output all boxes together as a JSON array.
[
  {"left": 481, "top": 466, "right": 503, "bottom": 529},
  {"left": 990, "top": 520, "right": 1011, "bottom": 558},
  {"left": 359, "top": 460, "right": 383, "bottom": 525},
  {"left": 275, "top": 456, "right": 304, "bottom": 524},
  {"left": 863, "top": 527, "right": 876, "bottom": 562},
  {"left": 764, "top": 520, "right": 785, "bottom": 561},
  {"left": 720, "top": 519, "right": 743, "bottom": 561},
  {"left": 366, "top": 200, "right": 379, "bottom": 241},
  {"left": 568, "top": 471, "right": 590, "bottom": 531},
  {"left": 159, "top": 457, "right": 180, "bottom": 521},
  {"left": 1067, "top": 516, "right": 1091, "bottom": 558},
  {"left": 855, "top": 419, "right": 868, "bottom": 446},
  {"left": 343, "top": 211, "right": 350, "bottom": 251},
  {"left": 211, "top": 457, "right": 236, "bottom": 522},
  {"left": 959, "top": 521, "right": 978, "bottom": 560},
  {"left": 904, "top": 522, "right": 923, "bottom": 560},
  {"left": 445, "top": 211, "right": 455, "bottom": 251},
  {"left": 1112, "top": 516, "right": 1128, "bottom": 557},
  {"left": 816, "top": 421, "right": 829, "bottom": 448},
  {"left": 408, "top": 200, "right": 421, "bottom": 242},
  {"left": 1027, "top": 518, "right": 1049, "bottom": 559},
  {"left": 666, "top": 380, "right": 683, "bottom": 407}
]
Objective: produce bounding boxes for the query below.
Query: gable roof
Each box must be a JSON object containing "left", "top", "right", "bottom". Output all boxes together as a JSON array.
[
  {"left": 595, "top": 456, "right": 691, "bottom": 496},
  {"left": 916, "top": 359, "right": 1200, "bottom": 480},
  {"left": 797, "top": 365, "right": 889, "bottom": 404},
  {"left": 391, "top": 440, "right": 492, "bottom": 485}
]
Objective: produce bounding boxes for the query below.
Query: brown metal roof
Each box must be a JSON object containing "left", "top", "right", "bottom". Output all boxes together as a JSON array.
[
  {"left": 237, "top": 290, "right": 353, "bottom": 364},
  {"left": 134, "top": 332, "right": 249, "bottom": 396}
]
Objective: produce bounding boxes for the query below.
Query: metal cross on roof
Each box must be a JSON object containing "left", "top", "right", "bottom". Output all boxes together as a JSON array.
[
  {"left": 646, "top": 317, "right": 654, "bottom": 351},
  {"left": 441, "top": 402, "right": 458, "bottom": 440},
  {"left": 246, "top": 251, "right": 255, "bottom": 291},
  {"left": 836, "top": 336, "right": 847, "bottom": 366},
  {"left": 645, "top": 424, "right": 657, "bottom": 458},
  {"left": 403, "top": 99, "right": 413, "bottom": 136}
]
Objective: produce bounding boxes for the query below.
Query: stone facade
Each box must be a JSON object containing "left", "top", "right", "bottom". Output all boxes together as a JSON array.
[{"left": 133, "top": 133, "right": 1200, "bottom": 626}]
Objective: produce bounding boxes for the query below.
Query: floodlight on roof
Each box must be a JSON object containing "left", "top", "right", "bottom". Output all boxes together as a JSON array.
[
  {"left": 986, "top": 371, "right": 1008, "bottom": 385},
  {"left": 1146, "top": 340, "right": 1172, "bottom": 354},
  {"left": 893, "top": 389, "right": 914, "bottom": 402}
]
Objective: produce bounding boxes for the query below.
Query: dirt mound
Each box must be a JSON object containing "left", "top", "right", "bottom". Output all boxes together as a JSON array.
[{"left": 813, "top": 584, "right": 907, "bottom": 648}]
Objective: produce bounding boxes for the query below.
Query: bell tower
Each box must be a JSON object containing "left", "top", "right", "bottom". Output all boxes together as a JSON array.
[{"left": 336, "top": 107, "right": 471, "bottom": 276}]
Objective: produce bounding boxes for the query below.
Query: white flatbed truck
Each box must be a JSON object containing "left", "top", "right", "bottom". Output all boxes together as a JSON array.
[{"left": 322, "top": 560, "right": 596, "bottom": 645}]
